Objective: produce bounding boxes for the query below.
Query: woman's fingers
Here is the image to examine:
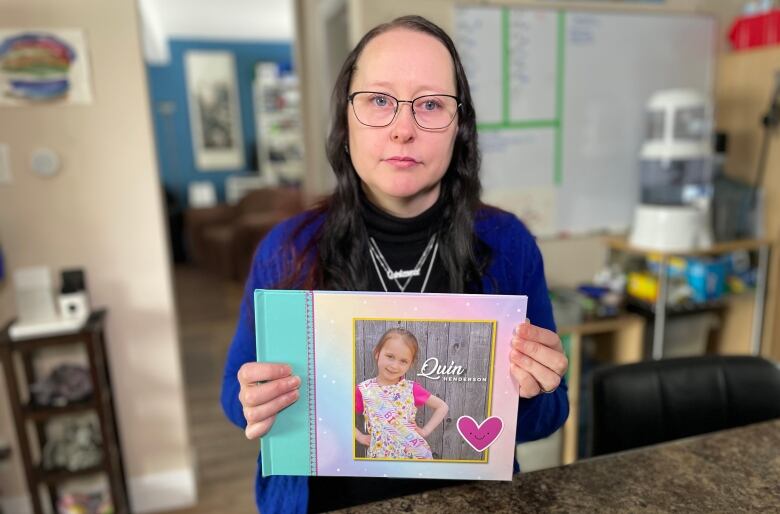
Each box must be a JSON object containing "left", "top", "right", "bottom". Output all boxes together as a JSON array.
[
  {"left": 510, "top": 363, "right": 541, "bottom": 398},
  {"left": 510, "top": 349, "right": 562, "bottom": 393},
  {"left": 237, "top": 362, "right": 292, "bottom": 386},
  {"left": 237, "top": 362, "right": 301, "bottom": 439},
  {"left": 243, "top": 386, "right": 300, "bottom": 425},
  {"left": 509, "top": 321, "right": 568, "bottom": 396},
  {"left": 240, "top": 375, "right": 301, "bottom": 408},
  {"left": 511, "top": 337, "right": 568, "bottom": 377},
  {"left": 245, "top": 414, "right": 276, "bottom": 440},
  {"left": 515, "top": 322, "right": 563, "bottom": 353}
]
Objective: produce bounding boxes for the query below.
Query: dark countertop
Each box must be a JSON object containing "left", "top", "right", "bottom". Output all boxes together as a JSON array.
[{"left": 333, "top": 419, "right": 780, "bottom": 513}]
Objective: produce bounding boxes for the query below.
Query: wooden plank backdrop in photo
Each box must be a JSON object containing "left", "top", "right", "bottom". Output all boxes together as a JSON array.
[{"left": 354, "top": 319, "right": 494, "bottom": 461}]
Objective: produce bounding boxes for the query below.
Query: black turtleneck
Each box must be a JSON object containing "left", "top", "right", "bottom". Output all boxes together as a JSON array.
[{"left": 361, "top": 190, "right": 450, "bottom": 294}]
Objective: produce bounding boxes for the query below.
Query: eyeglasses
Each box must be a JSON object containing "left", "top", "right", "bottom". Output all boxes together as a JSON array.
[{"left": 348, "top": 91, "right": 461, "bottom": 130}]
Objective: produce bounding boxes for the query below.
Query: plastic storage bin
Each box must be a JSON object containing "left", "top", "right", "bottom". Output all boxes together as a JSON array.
[{"left": 729, "top": 10, "right": 780, "bottom": 50}]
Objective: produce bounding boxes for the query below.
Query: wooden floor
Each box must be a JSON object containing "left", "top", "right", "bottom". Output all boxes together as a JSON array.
[{"left": 164, "top": 266, "right": 258, "bottom": 514}]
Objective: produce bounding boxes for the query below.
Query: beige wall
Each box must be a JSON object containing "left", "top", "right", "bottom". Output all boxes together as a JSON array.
[
  {"left": 715, "top": 46, "right": 780, "bottom": 360},
  {"left": 295, "top": 0, "right": 338, "bottom": 196},
  {"left": 0, "top": 0, "right": 193, "bottom": 507}
]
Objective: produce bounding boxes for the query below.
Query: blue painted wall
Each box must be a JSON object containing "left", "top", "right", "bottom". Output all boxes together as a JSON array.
[{"left": 147, "top": 39, "right": 293, "bottom": 206}]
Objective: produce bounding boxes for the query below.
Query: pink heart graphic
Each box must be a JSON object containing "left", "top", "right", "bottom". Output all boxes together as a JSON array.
[{"left": 457, "top": 415, "right": 504, "bottom": 452}]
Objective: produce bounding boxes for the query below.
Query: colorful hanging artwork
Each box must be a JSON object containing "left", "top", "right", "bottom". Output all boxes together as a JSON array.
[{"left": 0, "top": 29, "right": 93, "bottom": 105}]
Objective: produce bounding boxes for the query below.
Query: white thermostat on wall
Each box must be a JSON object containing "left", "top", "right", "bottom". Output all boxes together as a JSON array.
[{"left": 30, "top": 147, "right": 61, "bottom": 178}]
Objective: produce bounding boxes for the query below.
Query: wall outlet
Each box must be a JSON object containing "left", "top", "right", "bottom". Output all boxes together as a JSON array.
[{"left": 0, "top": 144, "right": 12, "bottom": 184}]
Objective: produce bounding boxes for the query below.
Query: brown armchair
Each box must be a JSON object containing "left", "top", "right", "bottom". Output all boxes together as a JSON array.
[{"left": 185, "top": 187, "right": 304, "bottom": 281}]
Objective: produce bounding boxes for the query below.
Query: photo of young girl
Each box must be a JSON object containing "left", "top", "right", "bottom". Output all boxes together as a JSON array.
[{"left": 354, "top": 327, "right": 449, "bottom": 460}]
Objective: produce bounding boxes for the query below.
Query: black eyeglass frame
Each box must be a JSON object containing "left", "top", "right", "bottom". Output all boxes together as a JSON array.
[{"left": 347, "top": 91, "right": 462, "bottom": 129}]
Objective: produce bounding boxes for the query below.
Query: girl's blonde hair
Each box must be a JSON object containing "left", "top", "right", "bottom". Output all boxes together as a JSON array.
[{"left": 372, "top": 328, "right": 420, "bottom": 363}]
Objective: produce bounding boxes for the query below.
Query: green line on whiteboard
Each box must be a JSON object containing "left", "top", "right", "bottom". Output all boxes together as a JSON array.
[
  {"left": 502, "top": 7, "right": 510, "bottom": 124},
  {"left": 477, "top": 120, "right": 559, "bottom": 131},
  {"left": 554, "top": 11, "right": 566, "bottom": 186}
]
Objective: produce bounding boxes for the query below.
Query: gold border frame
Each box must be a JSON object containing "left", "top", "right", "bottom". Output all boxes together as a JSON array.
[{"left": 352, "top": 317, "right": 498, "bottom": 464}]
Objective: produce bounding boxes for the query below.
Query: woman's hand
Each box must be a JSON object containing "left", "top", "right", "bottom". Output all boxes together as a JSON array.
[
  {"left": 237, "top": 362, "right": 300, "bottom": 439},
  {"left": 509, "top": 321, "right": 568, "bottom": 399}
]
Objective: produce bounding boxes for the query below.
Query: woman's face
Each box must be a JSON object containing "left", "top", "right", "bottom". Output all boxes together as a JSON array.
[
  {"left": 348, "top": 28, "right": 458, "bottom": 217},
  {"left": 375, "top": 336, "right": 414, "bottom": 384}
]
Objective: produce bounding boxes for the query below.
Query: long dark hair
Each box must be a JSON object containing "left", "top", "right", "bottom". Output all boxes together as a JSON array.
[{"left": 279, "top": 15, "right": 485, "bottom": 292}]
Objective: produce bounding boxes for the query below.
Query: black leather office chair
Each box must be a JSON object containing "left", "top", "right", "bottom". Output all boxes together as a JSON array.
[{"left": 587, "top": 355, "right": 780, "bottom": 457}]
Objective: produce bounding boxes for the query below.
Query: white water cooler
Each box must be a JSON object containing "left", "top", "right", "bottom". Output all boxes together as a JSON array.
[{"left": 629, "top": 89, "right": 714, "bottom": 252}]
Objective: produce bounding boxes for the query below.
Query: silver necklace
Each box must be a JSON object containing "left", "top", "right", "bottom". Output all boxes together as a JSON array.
[{"left": 368, "top": 234, "right": 439, "bottom": 293}]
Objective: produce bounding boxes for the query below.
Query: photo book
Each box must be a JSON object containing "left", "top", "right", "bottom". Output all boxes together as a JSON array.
[{"left": 255, "top": 289, "right": 527, "bottom": 481}]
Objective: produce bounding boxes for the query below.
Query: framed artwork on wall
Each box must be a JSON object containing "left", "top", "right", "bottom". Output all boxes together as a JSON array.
[
  {"left": 0, "top": 29, "right": 93, "bottom": 106},
  {"left": 184, "top": 50, "right": 245, "bottom": 170}
]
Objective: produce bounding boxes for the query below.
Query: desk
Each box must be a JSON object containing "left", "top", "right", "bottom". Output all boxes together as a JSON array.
[
  {"left": 558, "top": 314, "right": 645, "bottom": 463},
  {"left": 333, "top": 419, "right": 780, "bottom": 513}
]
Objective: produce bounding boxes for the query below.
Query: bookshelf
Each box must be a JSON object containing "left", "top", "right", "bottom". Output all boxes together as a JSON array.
[{"left": 0, "top": 311, "right": 129, "bottom": 514}]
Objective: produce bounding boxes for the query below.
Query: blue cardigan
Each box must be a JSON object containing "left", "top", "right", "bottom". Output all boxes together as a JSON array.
[{"left": 221, "top": 207, "right": 569, "bottom": 514}]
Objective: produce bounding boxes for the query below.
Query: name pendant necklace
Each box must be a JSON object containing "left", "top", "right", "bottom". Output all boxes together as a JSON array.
[{"left": 368, "top": 234, "right": 439, "bottom": 293}]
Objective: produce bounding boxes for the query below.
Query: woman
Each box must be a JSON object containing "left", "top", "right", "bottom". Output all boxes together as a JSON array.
[{"left": 221, "top": 15, "right": 569, "bottom": 514}]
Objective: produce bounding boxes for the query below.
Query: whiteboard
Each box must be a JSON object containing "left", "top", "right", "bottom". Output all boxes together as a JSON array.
[{"left": 454, "top": 7, "right": 716, "bottom": 236}]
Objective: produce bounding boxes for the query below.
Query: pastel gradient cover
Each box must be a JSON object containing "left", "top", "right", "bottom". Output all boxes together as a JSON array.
[{"left": 255, "top": 290, "right": 526, "bottom": 481}]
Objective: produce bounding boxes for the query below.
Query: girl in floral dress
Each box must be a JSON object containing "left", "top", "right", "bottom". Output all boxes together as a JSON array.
[{"left": 354, "top": 328, "right": 449, "bottom": 459}]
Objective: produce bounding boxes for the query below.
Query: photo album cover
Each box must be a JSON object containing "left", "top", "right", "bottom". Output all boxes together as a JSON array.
[{"left": 255, "top": 290, "right": 527, "bottom": 481}]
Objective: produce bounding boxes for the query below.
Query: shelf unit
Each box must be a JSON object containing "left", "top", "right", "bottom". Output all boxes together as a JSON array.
[
  {"left": 253, "top": 62, "right": 304, "bottom": 184},
  {"left": 0, "top": 310, "right": 129, "bottom": 514},
  {"left": 604, "top": 237, "right": 772, "bottom": 359}
]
